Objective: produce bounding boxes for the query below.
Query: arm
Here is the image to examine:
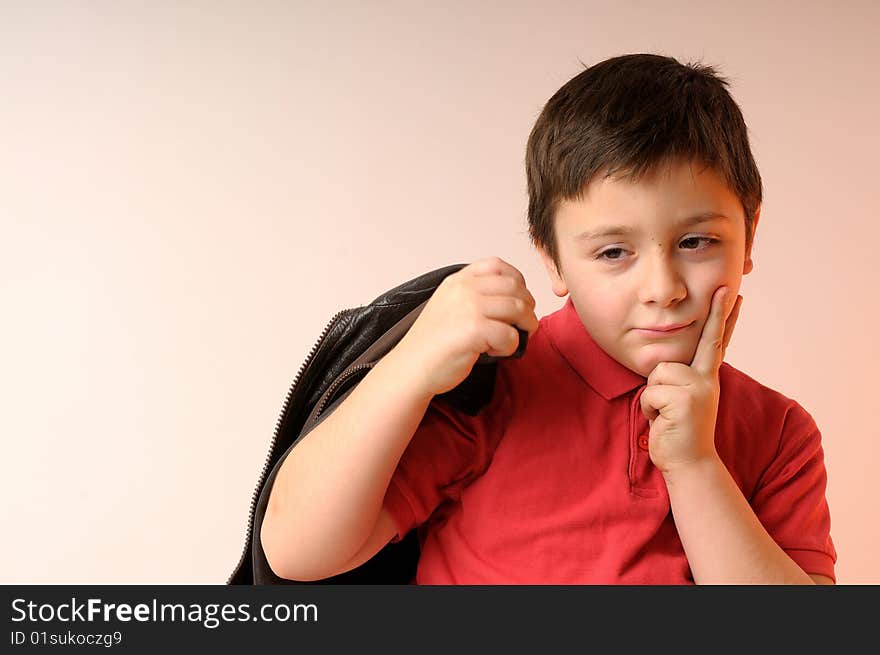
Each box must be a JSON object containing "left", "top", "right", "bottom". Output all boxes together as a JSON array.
[
  {"left": 640, "top": 287, "right": 834, "bottom": 585},
  {"left": 662, "top": 457, "right": 826, "bottom": 584},
  {"left": 261, "top": 258, "right": 538, "bottom": 582},
  {"left": 260, "top": 345, "right": 434, "bottom": 582}
]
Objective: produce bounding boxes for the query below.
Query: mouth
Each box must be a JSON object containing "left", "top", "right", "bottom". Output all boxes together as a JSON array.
[{"left": 633, "top": 321, "right": 694, "bottom": 337}]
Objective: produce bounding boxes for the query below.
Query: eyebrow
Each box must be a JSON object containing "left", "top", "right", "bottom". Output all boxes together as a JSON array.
[{"left": 573, "top": 211, "right": 731, "bottom": 242}]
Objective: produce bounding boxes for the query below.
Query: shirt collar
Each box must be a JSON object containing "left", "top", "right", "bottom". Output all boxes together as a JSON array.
[{"left": 544, "top": 296, "right": 646, "bottom": 401}]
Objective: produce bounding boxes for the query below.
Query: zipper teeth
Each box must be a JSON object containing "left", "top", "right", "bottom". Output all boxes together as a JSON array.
[
  {"left": 226, "top": 307, "right": 351, "bottom": 584},
  {"left": 313, "top": 362, "right": 373, "bottom": 419}
]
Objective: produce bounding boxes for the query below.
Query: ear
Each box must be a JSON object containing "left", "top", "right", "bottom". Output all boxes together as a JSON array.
[
  {"left": 743, "top": 204, "right": 761, "bottom": 275},
  {"left": 537, "top": 244, "right": 569, "bottom": 297}
]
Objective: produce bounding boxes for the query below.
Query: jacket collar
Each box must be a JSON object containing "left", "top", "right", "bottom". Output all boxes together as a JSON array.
[{"left": 544, "top": 296, "right": 646, "bottom": 401}]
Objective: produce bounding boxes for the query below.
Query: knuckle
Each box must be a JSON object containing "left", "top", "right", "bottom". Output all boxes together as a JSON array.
[{"left": 472, "top": 256, "right": 497, "bottom": 272}]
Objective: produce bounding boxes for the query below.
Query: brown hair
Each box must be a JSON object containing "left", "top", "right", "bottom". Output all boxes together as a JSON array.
[{"left": 525, "top": 53, "right": 763, "bottom": 273}]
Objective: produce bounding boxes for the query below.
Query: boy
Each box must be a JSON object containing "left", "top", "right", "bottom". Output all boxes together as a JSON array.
[{"left": 260, "top": 53, "right": 836, "bottom": 584}]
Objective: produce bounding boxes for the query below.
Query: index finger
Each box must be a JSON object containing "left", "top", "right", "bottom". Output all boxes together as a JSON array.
[
  {"left": 471, "top": 256, "right": 533, "bottom": 301},
  {"left": 691, "top": 286, "right": 732, "bottom": 375},
  {"left": 473, "top": 255, "right": 527, "bottom": 284}
]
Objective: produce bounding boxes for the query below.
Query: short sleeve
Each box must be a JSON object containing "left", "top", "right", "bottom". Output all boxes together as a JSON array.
[
  {"left": 750, "top": 402, "right": 837, "bottom": 582},
  {"left": 383, "top": 365, "right": 513, "bottom": 543}
]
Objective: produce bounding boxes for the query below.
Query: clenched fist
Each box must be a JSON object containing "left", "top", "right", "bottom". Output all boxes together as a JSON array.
[{"left": 391, "top": 257, "right": 539, "bottom": 397}]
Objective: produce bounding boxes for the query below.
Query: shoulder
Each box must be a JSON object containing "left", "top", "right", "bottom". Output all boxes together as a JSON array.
[
  {"left": 718, "top": 362, "right": 819, "bottom": 435},
  {"left": 715, "top": 362, "right": 824, "bottom": 492}
]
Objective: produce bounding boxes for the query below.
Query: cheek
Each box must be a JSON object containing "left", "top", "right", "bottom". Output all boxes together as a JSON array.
[
  {"left": 577, "top": 289, "right": 628, "bottom": 329},
  {"left": 687, "top": 260, "right": 739, "bottom": 301}
]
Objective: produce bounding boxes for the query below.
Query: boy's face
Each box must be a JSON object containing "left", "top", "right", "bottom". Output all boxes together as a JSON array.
[{"left": 538, "top": 157, "right": 759, "bottom": 378}]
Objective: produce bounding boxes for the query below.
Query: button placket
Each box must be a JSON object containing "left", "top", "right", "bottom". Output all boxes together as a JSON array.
[{"left": 628, "top": 385, "right": 658, "bottom": 496}]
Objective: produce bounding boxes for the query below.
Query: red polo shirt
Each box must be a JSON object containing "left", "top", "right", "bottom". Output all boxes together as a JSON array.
[{"left": 383, "top": 296, "right": 837, "bottom": 584}]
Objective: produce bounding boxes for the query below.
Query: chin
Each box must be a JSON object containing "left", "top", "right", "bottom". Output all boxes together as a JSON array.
[{"left": 631, "top": 346, "right": 693, "bottom": 376}]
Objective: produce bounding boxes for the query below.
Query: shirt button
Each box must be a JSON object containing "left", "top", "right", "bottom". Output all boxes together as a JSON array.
[{"left": 638, "top": 434, "right": 649, "bottom": 451}]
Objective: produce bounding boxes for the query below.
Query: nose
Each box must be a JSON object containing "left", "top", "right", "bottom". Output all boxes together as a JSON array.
[{"left": 637, "top": 251, "right": 687, "bottom": 307}]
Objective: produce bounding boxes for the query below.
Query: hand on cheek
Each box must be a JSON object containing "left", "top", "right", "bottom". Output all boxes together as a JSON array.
[{"left": 639, "top": 286, "right": 743, "bottom": 475}]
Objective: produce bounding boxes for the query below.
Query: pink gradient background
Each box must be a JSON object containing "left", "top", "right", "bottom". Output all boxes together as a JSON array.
[{"left": 1, "top": 1, "right": 877, "bottom": 583}]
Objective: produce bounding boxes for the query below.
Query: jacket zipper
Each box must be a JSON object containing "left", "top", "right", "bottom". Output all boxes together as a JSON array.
[
  {"left": 311, "top": 361, "right": 375, "bottom": 420},
  {"left": 226, "top": 307, "right": 352, "bottom": 584}
]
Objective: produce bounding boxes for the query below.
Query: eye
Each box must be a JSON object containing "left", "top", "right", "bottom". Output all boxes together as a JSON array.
[
  {"left": 680, "top": 236, "right": 719, "bottom": 250},
  {"left": 595, "top": 247, "right": 628, "bottom": 261}
]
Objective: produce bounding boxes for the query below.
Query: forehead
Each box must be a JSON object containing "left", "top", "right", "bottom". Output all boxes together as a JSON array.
[{"left": 556, "top": 159, "right": 743, "bottom": 236}]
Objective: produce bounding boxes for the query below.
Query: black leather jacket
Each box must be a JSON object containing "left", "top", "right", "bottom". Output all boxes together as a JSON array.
[{"left": 227, "top": 263, "right": 527, "bottom": 584}]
